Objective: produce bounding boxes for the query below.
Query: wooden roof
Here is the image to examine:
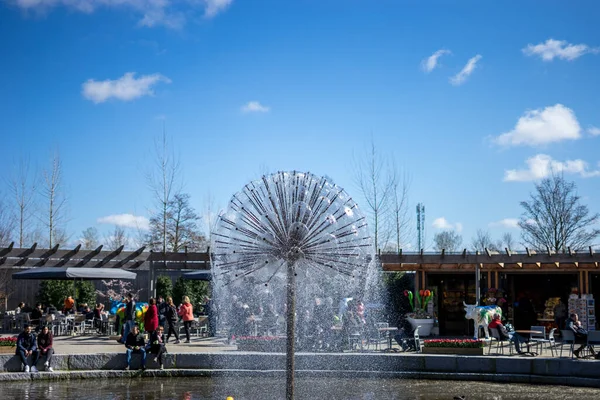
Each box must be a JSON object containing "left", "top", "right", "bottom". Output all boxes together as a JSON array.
[
  {"left": 0, "top": 242, "right": 210, "bottom": 270},
  {"left": 380, "top": 247, "right": 600, "bottom": 272}
]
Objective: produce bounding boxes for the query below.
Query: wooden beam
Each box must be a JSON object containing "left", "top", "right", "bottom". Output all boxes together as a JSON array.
[
  {"left": 485, "top": 248, "right": 492, "bottom": 257},
  {"left": 0, "top": 242, "right": 14, "bottom": 257},
  {"left": 39, "top": 244, "right": 60, "bottom": 259},
  {"left": 590, "top": 246, "right": 594, "bottom": 257},
  {"left": 574, "top": 262, "right": 579, "bottom": 268},
  {"left": 74, "top": 245, "right": 104, "bottom": 267},
  {"left": 462, "top": 249, "right": 467, "bottom": 257},
  {"left": 94, "top": 245, "right": 125, "bottom": 268},
  {"left": 547, "top": 246, "right": 552, "bottom": 256},
  {"left": 498, "top": 263, "right": 504, "bottom": 268},
  {"left": 536, "top": 262, "right": 541, "bottom": 268},
  {"left": 111, "top": 246, "right": 146, "bottom": 268},
  {"left": 441, "top": 249, "right": 445, "bottom": 257},
  {"left": 18, "top": 243, "right": 37, "bottom": 258},
  {"left": 517, "top": 262, "right": 522, "bottom": 268},
  {"left": 555, "top": 262, "right": 560, "bottom": 268},
  {"left": 526, "top": 247, "right": 531, "bottom": 257},
  {"left": 568, "top": 247, "right": 573, "bottom": 256},
  {"left": 505, "top": 247, "right": 511, "bottom": 256}
]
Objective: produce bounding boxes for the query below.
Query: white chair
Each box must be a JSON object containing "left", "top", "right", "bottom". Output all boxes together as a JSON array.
[{"left": 414, "top": 326, "right": 421, "bottom": 353}]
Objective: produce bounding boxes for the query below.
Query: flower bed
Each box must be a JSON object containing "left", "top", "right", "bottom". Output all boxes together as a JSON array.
[
  {"left": 0, "top": 337, "right": 17, "bottom": 353},
  {"left": 422, "top": 338, "right": 485, "bottom": 355},
  {"left": 423, "top": 339, "right": 484, "bottom": 348},
  {"left": 236, "top": 336, "right": 286, "bottom": 352}
]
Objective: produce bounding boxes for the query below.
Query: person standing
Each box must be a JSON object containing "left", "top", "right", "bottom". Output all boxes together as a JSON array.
[
  {"left": 149, "top": 325, "right": 167, "bottom": 369},
  {"left": 164, "top": 297, "right": 180, "bottom": 344},
  {"left": 178, "top": 296, "right": 194, "bottom": 343},
  {"left": 144, "top": 298, "right": 159, "bottom": 334},
  {"left": 124, "top": 324, "right": 146, "bottom": 371},
  {"left": 16, "top": 324, "right": 39, "bottom": 372},
  {"left": 37, "top": 325, "right": 54, "bottom": 372},
  {"left": 554, "top": 300, "right": 567, "bottom": 330},
  {"left": 157, "top": 296, "right": 167, "bottom": 328},
  {"left": 204, "top": 296, "right": 217, "bottom": 337},
  {"left": 121, "top": 293, "right": 136, "bottom": 344}
]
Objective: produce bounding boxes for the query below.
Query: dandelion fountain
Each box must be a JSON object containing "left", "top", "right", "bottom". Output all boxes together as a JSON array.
[{"left": 211, "top": 171, "right": 372, "bottom": 400}]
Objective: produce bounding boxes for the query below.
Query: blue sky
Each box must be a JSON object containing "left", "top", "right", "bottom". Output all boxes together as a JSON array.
[{"left": 1, "top": 0, "right": 599, "bottom": 250}]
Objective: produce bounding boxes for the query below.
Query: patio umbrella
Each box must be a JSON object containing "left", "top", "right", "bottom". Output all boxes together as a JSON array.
[
  {"left": 12, "top": 266, "right": 137, "bottom": 280},
  {"left": 182, "top": 270, "right": 212, "bottom": 281}
]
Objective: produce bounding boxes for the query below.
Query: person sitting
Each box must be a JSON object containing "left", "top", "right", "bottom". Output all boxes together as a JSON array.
[
  {"left": 566, "top": 313, "right": 595, "bottom": 358},
  {"left": 394, "top": 317, "right": 417, "bottom": 351},
  {"left": 30, "top": 303, "right": 44, "bottom": 332},
  {"left": 124, "top": 324, "right": 146, "bottom": 371},
  {"left": 16, "top": 324, "right": 39, "bottom": 372},
  {"left": 37, "top": 325, "right": 55, "bottom": 372},
  {"left": 488, "top": 314, "right": 525, "bottom": 354},
  {"left": 149, "top": 325, "right": 167, "bottom": 370},
  {"left": 15, "top": 302, "right": 25, "bottom": 314}
]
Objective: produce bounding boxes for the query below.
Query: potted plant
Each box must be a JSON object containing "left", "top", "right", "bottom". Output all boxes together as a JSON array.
[
  {"left": 422, "top": 338, "right": 485, "bottom": 355},
  {"left": 0, "top": 337, "right": 17, "bottom": 354},
  {"left": 404, "top": 289, "right": 435, "bottom": 336}
]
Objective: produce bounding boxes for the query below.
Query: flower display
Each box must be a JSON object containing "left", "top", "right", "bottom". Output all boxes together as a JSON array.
[
  {"left": 423, "top": 339, "right": 485, "bottom": 349},
  {"left": 404, "top": 289, "right": 434, "bottom": 319},
  {"left": 0, "top": 337, "right": 17, "bottom": 347}
]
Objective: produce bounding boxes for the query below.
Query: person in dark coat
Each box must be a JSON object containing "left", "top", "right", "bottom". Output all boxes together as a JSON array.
[
  {"left": 149, "top": 325, "right": 167, "bottom": 369},
  {"left": 16, "top": 324, "right": 39, "bottom": 372},
  {"left": 164, "top": 296, "right": 180, "bottom": 344},
  {"left": 120, "top": 293, "right": 136, "bottom": 343},
  {"left": 30, "top": 303, "right": 44, "bottom": 332},
  {"left": 124, "top": 324, "right": 146, "bottom": 370},
  {"left": 157, "top": 296, "right": 168, "bottom": 327}
]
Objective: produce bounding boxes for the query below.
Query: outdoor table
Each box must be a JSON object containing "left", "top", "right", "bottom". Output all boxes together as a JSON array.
[
  {"left": 378, "top": 326, "right": 399, "bottom": 351},
  {"left": 515, "top": 330, "right": 544, "bottom": 356}
]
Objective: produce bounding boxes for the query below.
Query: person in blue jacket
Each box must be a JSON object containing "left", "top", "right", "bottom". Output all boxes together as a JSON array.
[{"left": 16, "top": 324, "right": 39, "bottom": 372}]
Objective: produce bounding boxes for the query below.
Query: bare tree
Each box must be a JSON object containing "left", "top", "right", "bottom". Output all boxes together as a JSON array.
[
  {"left": 39, "top": 151, "right": 68, "bottom": 248},
  {"left": 433, "top": 230, "right": 463, "bottom": 252},
  {"left": 80, "top": 227, "right": 100, "bottom": 249},
  {"left": 471, "top": 229, "right": 499, "bottom": 252},
  {"left": 147, "top": 193, "right": 205, "bottom": 251},
  {"left": 7, "top": 157, "right": 38, "bottom": 247},
  {"left": 519, "top": 175, "right": 600, "bottom": 252},
  {"left": 501, "top": 232, "right": 516, "bottom": 250},
  {"left": 389, "top": 169, "right": 412, "bottom": 252},
  {"left": 353, "top": 139, "right": 396, "bottom": 252},
  {"left": 105, "top": 226, "right": 129, "bottom": 251},
  {"left": 202, "top": 191, "right": 217, "bottom": 248},
  {"left": 146, "top": 130, "right": 181, "bottom": 253},
  {"left": 0, "top": 196, "right": 15, "bottom": 246}
]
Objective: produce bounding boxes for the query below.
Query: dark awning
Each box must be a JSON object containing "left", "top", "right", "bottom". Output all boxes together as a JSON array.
[
  {"left": 182, "top": 270, "right": 212, "bottom": 281},
  {"left": 12, "top": 266, "right": 137, "bottom": 280}
]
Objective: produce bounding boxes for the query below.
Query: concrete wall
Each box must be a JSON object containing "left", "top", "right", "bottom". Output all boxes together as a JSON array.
[{"left": 1, "top": 352, "right": 600, "bottom": 387}]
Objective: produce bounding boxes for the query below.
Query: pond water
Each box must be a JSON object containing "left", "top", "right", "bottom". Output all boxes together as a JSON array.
[{"left": 2, "top": 377, "right": 599, "bottom": 400}]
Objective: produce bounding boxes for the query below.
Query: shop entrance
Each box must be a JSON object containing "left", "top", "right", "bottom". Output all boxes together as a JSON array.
[
  {"left": 428, "top": 274, "right": 477, "bottom": 336},
  {"left": 507, "top": 273, "right": 577, "bottom": 330}
]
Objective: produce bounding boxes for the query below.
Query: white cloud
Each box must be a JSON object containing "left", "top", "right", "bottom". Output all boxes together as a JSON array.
[
  {"left": 82, "top": 72, "right": 171, "bottom": 103},
  {"left": 97, "top": 213, "right": 150, "bottom": 230},
  {"left": 504, "top": 154, "right": 600, "bottom": 182},
  {"left": 489, "top": 218, "right": 519, "bottom": 229},
  {"left": 7, "top": 0, "right": 233, "bottom": 28},
  {"left": 493, "top": 104, "right": 581, "bottom": 147},
  {"left": 241, "top": 101, "right": 270, "bottom": 113},
  {"left": 589, "top": 126, "right": 600, "bottom": 136},
  {"left": 449, "top": 54, "right": 482, "bottom": 86},
  {"left": 432, "top": 217, "right": 463, "bottom": 233},
  {"left": 421, "top": 49, "right": 451, "bottom": 73},
  {"left": 522, "top": 39, "right": 599, "bottom": 61}
]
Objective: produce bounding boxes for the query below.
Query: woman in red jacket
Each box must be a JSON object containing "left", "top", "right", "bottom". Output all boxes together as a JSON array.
[
  {"left": 178, "top": 296, "right": 194, "bottom": 343},
  {"left": 144, "top": 298, "right": 159, "bottom": 334}
]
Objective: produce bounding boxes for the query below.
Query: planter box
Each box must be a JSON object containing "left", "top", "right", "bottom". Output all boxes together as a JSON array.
[
  {"left": 406, "top": 317, "right": 435, "bottom": 336},
  {"left": 422, "top": 347, "right": 484, "bottom": 356},
  {"left": 0, "top": 347, "right": 16, "bottom": 354}
]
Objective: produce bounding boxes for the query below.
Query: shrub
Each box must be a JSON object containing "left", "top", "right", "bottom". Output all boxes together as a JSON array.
[
  {"left": 156, "top": 275, "right": 173, "bottom": 299},
  {"left": 172, "top": 276, "right": 209, "bottom": 310},
  {"left": 37, "top": 280, "right": 96, "bottom": 308}
]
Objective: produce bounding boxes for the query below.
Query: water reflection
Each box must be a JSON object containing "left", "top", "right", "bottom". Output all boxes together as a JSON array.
[{"left": 1, "top": 377, "right": 598, "bottom": 400}]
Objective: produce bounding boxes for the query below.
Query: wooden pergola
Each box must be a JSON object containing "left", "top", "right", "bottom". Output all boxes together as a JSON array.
[
  {"left": 379, "top": 247, "right": 600, "bottom": 294},
  {"left": 0, "top": 243, "right": 210, "bottom": 305}
]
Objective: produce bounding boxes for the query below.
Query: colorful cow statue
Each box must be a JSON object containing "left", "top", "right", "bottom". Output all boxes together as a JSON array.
[{"left": 463, "top": 302, "right": 502, "bottom": 339}]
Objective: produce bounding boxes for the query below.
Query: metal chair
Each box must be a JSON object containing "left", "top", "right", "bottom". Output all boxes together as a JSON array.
[
  {"left": 529, "top": 325, "right": 548, "bottom": 354},
  {"left": 546, "top": 328, "right": 557, "bottom": 357},
  {"left": 488, "top": 327, "right": 512, "bottom": 355},
  {"left": 370, "top": 322, "right": 388, "bottom": 350},
  {"left": 560, "top": 329, "right": 575, "bottom": 358},
  {"left": 586, "top": 330, "right": 600, "bottom": 356}
]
